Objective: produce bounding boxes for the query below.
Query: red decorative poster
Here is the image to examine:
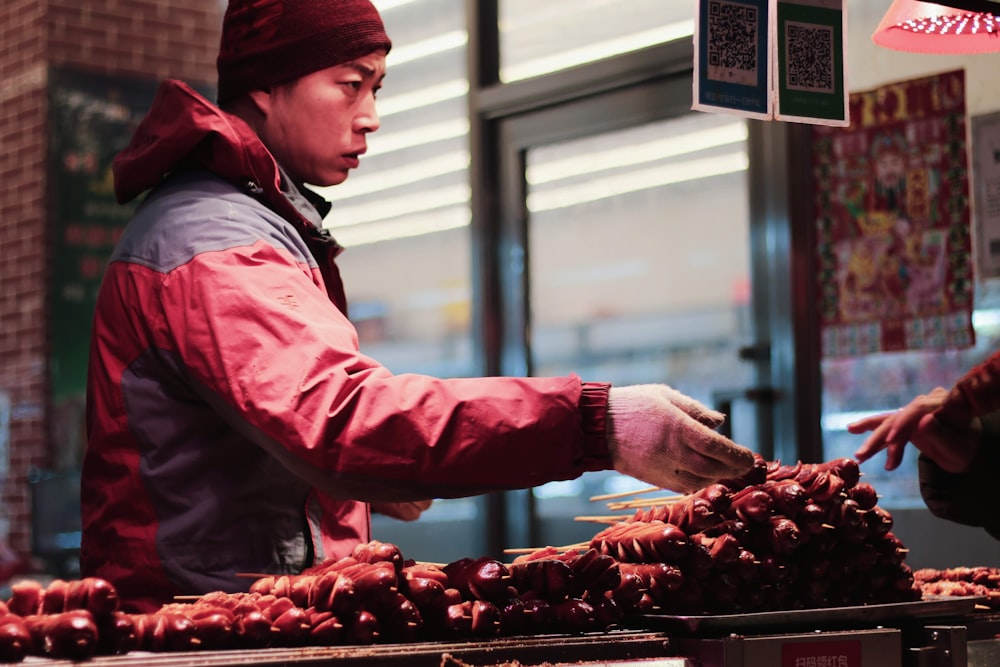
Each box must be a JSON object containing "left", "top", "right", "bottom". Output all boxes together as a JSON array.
[{"left": 812, "top": 69, "right": 974, "bottom": 358}]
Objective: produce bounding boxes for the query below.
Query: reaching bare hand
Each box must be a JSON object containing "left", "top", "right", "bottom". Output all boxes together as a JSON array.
[{"left": 848, "top": 387, "right": 981, "bottom": 474}]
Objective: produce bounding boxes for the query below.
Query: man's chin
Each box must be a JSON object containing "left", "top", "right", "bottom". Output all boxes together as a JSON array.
[{"left": 317, "top": 171, "right": 351, "bottom": 187}]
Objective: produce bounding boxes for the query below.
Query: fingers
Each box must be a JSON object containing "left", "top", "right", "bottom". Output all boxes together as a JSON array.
[
  {"left": 371, "top": 500, "right": 433, "bottom": 521},
  {"left": 646, "top": 434, "right": 750, "bottom": 493},
  {"left": 853, "top": 430, "right": 889, "bottom": 464},
  {"left": 622, "top": 457, "right": 720, "bottom": 495},
  {"left": 679, "top": 416, "right": 756, "bottom": 479},
  {"left": 659, "top": 385, "right": 726, "bottom": 429},
  {"left": 848, "top": 413, "right": 894, "bottom": 463},
  {"left": 851, "top": 388, "right": 951, "bottom": 470},
  {"left": 607, "top": 383, "right": 752, "bottom": 493},
  {"left": 852, "top": 413, "right": 910, "bottom": 470},
  {"left": 886, "top": 390, "right": 946, "bottom": 440},
  {"left": 846, "top": 411, "right": 894, "bottom": 435},
  {"left": 882, "top": 441, "right": 907, "bottom": 471},
  {"left": 613, "top": 418, "right": 754, "bottom": 493},
  {"left": 877, "top": 391, "right": 946, "bottom": 469},
  {"left": 391, "top": 503, "right": 423, "bottom": 521},
  {"left": 655, "top": 469, "right": 718, "bottom": 495}
]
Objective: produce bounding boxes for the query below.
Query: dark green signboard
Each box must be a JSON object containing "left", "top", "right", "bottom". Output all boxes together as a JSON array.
[
  {"left": 48, "top": 69, "right": 161, "bottom": 404},
  {"left": 775, "top": 1, "right": 847, "bottom": 124}
]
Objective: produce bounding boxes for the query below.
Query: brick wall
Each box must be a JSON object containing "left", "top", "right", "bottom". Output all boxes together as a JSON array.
[
  {"left": 0, "top": 0, "right": 222, "bottom": 559},
  {"left": 0, "top": 0, "right": 53, "bottom": 561},
  {"left": 48, "top": 1, "right": 223, "bottom": 83}
]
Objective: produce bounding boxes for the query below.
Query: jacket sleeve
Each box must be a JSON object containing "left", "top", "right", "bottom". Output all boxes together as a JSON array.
[
  {"left": 158, "top": 226, "right": 613, "bottom": 503},
  {"left": 919, "top": 411, "right": 1000, "bottom": 540},
  {"left": 937, "top": 349, "right": 1000, "bottom": 423}
]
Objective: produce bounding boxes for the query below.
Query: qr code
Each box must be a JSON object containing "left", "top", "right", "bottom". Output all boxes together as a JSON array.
[
  {"left": 784, "top": 21, "right": 834, "bottom": 93},
  {"left": 706, "top": 0, "right": 759, "bottom": 86}
]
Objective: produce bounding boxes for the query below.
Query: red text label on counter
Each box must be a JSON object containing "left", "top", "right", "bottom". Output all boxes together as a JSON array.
[{"left": 782, "top": 640, "right": 861, "bottom": 667}]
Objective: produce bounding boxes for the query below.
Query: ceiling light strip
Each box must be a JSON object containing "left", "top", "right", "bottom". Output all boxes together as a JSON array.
[
  {"left": 372, "top": 0, "right": 421, "bottom": 12},
  {"left": 377, "top": 79, "right": 469, "bottom": 117},
  {"left": 318, "top": 151, "right": 470, "bottom": 200},
  {"left": 366, "top": 118, "right": 469, "bottom": 157},
  {"left": 528, "top": 122, "right": 748, "bottom": 185},
  {"left": 501, "top": 20, "right": 695, "bottom": 82},
  {"left": 326, "top": 183, "right": 471, "bottom": 227},
  {"left": 331, "top": 206, "right": 471, "bottom": 247},
  {"left": 528, "top": 152, "right": 748, "bottom": 213},
  {"left": 387, "top": 30, "right": 468, "bottom": 66}
]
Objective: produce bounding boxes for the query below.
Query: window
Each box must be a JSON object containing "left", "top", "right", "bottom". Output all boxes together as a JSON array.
[
  {"left": 317, "top": 0, "right": 479, "bottom": 563},
  {"left": 499, "top": 0, "right": 694, "bottom": 82},
  {"left": 820, "top": 279, "right": 1000, "bottom": 508},
  {"left": 524, "top": 112, "right": 755, "bottom": 548}
]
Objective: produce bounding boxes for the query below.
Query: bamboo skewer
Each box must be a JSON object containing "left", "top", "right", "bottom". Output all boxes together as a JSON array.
[
  {"left": 232, "top": 558, "right": 448, "bottom": 583},
  {"left": 233, "top": 561, "right": 448, "bottom": 581},
  {"left": 573, "top": 515, "right": 629, "bottom": 524},
  {"left": 561, "top": 541, "right": 591, "bottom": 551},
  {"left": 606, "top": 495, "right": 684, "bottom": 510},
  {"left": 588, "top": 486, "right": 663, "bottom": 502},
  {"left": 503, "top": 541, "right": 590, "bottom": 555}
]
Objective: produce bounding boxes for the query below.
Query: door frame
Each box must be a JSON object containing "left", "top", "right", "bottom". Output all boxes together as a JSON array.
[{"left": 467, "top": 29, "right": 821, "bottom": 555}]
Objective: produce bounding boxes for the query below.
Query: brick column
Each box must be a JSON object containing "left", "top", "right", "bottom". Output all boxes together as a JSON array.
[{"left": 0, "top": 0, "right": 221, "bottom": 559}]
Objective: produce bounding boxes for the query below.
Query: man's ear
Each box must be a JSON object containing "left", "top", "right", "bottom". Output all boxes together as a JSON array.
[{"left": 246, "top": 88, "right": 272, "bottom": 117}]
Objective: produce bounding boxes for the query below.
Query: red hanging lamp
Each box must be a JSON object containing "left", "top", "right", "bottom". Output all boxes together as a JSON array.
[{"left": 872, "top": 0, "right": 1000, "bottom": 53}]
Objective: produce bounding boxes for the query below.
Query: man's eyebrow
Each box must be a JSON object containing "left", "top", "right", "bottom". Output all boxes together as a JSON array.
[{"left": 346, "top": 62, "right": 383, "bottom": 80}]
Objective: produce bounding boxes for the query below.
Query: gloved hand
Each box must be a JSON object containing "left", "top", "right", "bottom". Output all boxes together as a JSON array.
[
  {"left": 371, "top": 500, "right": 433, "bottom": 521},
  {"left": 606, "top": 384, "right": 755, "bottom": 493}
]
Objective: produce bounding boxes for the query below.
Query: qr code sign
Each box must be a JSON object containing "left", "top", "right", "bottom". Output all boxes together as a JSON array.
[
  {"left": 707, "top": 0, "right": 759, "bottom": 86},
  {"left": 785, "top": 21, "right": 834, "bottom": 93}
]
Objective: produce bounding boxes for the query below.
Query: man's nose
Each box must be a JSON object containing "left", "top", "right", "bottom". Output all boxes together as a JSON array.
[{"left": 358, "top": 95, "right": 380, "bottom": 133}]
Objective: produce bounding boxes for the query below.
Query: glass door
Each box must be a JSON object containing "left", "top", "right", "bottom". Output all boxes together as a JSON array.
[{"left": 496, "top": 76, "right": 769, "bottom": 552}]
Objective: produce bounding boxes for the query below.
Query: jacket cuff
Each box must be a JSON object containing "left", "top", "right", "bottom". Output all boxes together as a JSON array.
[
  {"left": 918, "top": 425, "right": 1000, "bottom": 534},
  {"left": 578, "top": 381, "right": 612, "bottom": 470}
]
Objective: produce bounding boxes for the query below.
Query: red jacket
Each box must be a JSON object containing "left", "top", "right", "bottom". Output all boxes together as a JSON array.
[{"left": 82, "top": 80, "right": 612, "bottom": 611}]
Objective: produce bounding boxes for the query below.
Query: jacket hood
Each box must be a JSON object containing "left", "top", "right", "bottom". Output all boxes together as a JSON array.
[{"left": 113, "top": 79, "right": 281, "bottom": 205}]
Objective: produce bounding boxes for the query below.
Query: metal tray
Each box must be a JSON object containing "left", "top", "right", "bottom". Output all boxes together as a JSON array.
[
  {"left": 625, "top": 595, "right": 987, "bottom": 634},
  {"left": 24, "top": 631, "right": 673, "bottom": 667}
]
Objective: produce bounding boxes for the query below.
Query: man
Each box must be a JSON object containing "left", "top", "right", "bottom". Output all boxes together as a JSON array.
[{"left": 82, "top": 0, "right": 755, "bottom": 612}]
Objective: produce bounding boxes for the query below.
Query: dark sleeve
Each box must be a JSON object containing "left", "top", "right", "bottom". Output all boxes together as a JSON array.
[
  {"left": 938, "top": 349, "right": 1000, "bottom": 422},
  {"left": 919, "top": 411, "right": 1000, "bottom": 540}
]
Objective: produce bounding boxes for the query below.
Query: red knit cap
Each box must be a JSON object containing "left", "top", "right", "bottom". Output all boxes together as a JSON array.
[{"left": 216, "top": 0, "right": 392, "bottom": 103}]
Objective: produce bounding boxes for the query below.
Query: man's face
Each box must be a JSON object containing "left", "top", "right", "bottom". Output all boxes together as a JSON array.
[{"left": 260, "top": 50, "right": 386, "bottom": 187}]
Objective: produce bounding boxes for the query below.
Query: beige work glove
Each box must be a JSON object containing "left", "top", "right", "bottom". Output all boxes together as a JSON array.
[
  {"left": 606, "top": 384, "right": 755, "bottom": 493},
  {"left": 371, "top": 500, "right": 433, "bottom": 521}
]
